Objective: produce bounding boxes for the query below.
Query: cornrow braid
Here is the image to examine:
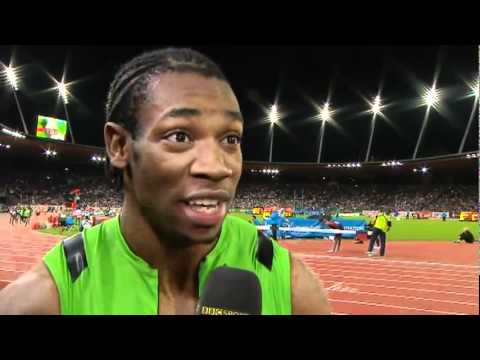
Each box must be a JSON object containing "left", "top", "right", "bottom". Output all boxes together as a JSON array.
[{"left": 104, "top": 47, "right": 229, "bottom": 190}]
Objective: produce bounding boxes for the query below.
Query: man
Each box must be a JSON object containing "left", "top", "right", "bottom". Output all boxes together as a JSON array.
[
  {"left": 441, "top": 211, "right": 447, "bottom": 222},
  {"left": 0, "top": 48, "right": 330, "bottom": 315},
  {"left": 24, "top": 206, "right": 32, "bottom": 227},
  {"left": 455, "top": 227, "right": 475, "bottom": 244},
  {"left": 367, "top": 210, "right": 391, "bottom": 257},
  {"left": 9, "top": 206, "right": 17, "bottom": 226}
]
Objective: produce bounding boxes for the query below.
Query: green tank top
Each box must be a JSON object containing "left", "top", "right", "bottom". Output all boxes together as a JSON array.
[{"left": 43, "top": 215, "right": 292, "bottom": 315}]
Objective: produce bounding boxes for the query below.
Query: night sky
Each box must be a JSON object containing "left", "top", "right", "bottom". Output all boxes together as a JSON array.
[{"left": 0, "top": 45, "right": 478, "bottom": 163}]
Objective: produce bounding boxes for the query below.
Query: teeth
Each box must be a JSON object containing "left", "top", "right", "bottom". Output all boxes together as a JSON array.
[{"left": 188, "top": 199, "right": 219, "bottom": 206}]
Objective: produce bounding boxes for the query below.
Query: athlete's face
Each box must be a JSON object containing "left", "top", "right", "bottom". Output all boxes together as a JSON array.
[{"left": 123, "top": 73, "right": 243, "bottom": 245}]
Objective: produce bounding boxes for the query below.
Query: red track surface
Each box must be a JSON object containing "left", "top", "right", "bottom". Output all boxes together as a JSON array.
[
  {"left": 281, "top": 240, "right": 479, "bottom": 315},
  {"left": 0, "top": 214, "right": 478, "bottom": 314}
]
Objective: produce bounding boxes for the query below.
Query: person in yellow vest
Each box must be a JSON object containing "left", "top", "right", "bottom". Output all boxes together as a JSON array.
[{"left": 367, "top": 210, "right": 391, "bottom": 257}]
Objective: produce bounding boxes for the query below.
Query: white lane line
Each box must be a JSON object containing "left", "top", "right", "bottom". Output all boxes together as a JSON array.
[
  {"left": 322, "top": 280, "right": 479, "bottom": 298},
  {"left": 307, "top": 262, "right": 477, "bottom": 279},
  {"left": 308, "top": 267, "right": 478, "bottom": 285},
  {"left": 303, "top": 258, "right": 478, "bottom": 276},
  {"left": 317, "top": 273, "right": 478, "bottom": 290},
  {"left": 298, "top": 253, "right": 478, "bottom": 270},
  {"left": 329, "top": 299, "right": 468, "bottom": 315},
  {"left": 326, "top": 286, "right": 478, "bottom": 307},
  {"left": 0, "top": 260, "right": 37, "bottom": 266}
]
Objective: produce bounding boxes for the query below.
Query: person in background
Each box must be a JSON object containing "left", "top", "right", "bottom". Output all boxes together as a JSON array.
[
  {"left": 441, "top": 211, "right": 447, "bottom": 222},
  {"left": 367, "top": 210, "right": 391, "bottom": 257},
  {"left": 455, "top": 227, "right": 475, "bottom": 244}
]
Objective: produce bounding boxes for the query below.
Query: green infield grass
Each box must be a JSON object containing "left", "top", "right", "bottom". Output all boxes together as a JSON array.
[{"left": 228, "top": 212, "right": 478, "bottom": 241}]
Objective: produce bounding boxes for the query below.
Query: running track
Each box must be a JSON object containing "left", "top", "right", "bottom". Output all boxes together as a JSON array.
[
  {"left": 0, "top": 214, "right": 478, "bottom": 315},
  {"left": 281, "top": 240, "right": 479, "bottom": 315}
]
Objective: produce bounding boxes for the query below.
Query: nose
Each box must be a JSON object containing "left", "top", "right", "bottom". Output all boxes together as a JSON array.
[{"left": 190, "top": 138, "right": 233, "bottom": 181}]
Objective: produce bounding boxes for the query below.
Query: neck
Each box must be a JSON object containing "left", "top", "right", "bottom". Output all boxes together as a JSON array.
[{"left": 119, "top": 193, "right": 219, "bottom": 296}]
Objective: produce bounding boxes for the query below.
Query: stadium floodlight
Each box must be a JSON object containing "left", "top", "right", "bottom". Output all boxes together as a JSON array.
[
  {"left": 365, "top": 96, "right": 382, "bottom": 162},
  {"left": 459, "top": 81, "right": 479, "bottom": 154},
  {"left": 6, "top": 145, "right": 10, "bottom": 149},
  {"left": 469, "top": 80, "right": 479, "bottom": 98},
  {"left": 56, "top": 81, "right": 69, "bottom": 105},
  {"left": 317, "top": 102, "right": 332, "bottom": 163},
  {"left": 423, "top": 87, "right": 439, "bottom": 108},
  {"left": 381, "top": 162, "right": 386, "bottom": 167},
  {"left": 267, "top": 104, "right": 280, "bottom": 163},
  {"left": 413, "top": 86, "right": 441, "bottom": 159},
  {"left": 268, "top": 105, "right": 279, "bottom": 124},
  {"left": 2, "top": 127, "right": 26, "bottom": 139},
  {"left": 320, "top": 103, "right": 331, "bottom": 122},
  {"left": 2, "top": 66, "right": 28, "bottom": 135},
  {"left": 421, "top": 167, "right": 428, "bottom": 173},
  {"left": 370, "top": 95, "right": 382, "bottom": 116},
  {"left": 54, "top": 78, "right": 75, "bottom": 144},
  {"left": 413, "top": 168, "right": 418, "bottom": 173},
  {"left": 5, "top": 66, "right": 18, "bottom": 91}
]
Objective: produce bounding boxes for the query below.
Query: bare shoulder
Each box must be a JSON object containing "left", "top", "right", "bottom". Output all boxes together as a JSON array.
[
  {"left": 290, "top": 253, "right": 331, "bottom": 315},
  {"left": 0, "top": 261, "right": 60, "bottom": 315}
]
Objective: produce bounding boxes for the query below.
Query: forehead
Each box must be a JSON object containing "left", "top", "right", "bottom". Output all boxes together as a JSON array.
[{"left": 142, "top": 72, "right": 240, "bottom": 115}]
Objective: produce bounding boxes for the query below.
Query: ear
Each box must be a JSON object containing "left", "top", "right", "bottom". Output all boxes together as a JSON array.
[{"left": 104, "top": 122, "right": 132, "bottom": 171}]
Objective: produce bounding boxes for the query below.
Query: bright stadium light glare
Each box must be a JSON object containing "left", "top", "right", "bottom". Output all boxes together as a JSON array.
[
  {"left": 413, "top": 168, "right": 418, "bottom": 173},
  {"left": 423, "top": 87, "right": 439, "bottom": 108},
  {"left": 470, "top": 80, "right": 479, "bottom": 98},
  {"left": 52, "top": 151, "right": 57, "bottom": 156},
  {"left": 421, "top": 167, "right": 428, "bottom": 173},
  {"left": 371, "top": 95, "right": 382, "bottom": 115},
  {"left": 320, "top": 103, "right": 331, "bottom": 122},
  {"left": 5, "top": 66, "right": 19, "bottom": 91},
  {"left": 268, "top": 105, "right": 279, "bottom": 124},
  {"left": 56, "top": 81, "right": 69, "bottom": 104},
  {"left": 2, "top": 128, "right": 25, "bottom": 139}
]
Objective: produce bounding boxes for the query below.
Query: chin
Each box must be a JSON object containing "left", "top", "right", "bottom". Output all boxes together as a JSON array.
[{"left": 183, "top": 223, "right": 223, "bottom": 245}]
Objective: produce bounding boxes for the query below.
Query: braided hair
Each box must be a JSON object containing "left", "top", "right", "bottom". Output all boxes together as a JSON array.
[{"left": 104, "top": 47, "right": 229, "bottom": 189}]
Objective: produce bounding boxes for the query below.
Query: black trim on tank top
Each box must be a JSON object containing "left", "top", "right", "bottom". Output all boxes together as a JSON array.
[
  {"left": 256, "top": 230, "right": 273, "bottom": 271},
  {"left": 63, "top": 233, "right": 88, "bottom": 282}
]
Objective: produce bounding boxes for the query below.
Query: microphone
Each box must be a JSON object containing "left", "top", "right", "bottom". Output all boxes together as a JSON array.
[{"left": 196, "top": 267, "right": 262, "bottom": 315}]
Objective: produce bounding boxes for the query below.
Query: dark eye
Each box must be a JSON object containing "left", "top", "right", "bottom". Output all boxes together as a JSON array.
[
  {"left": 165, "top": 132, "right": 191, "bottom": 143},
  {"left": 222, "top": 135, "right": 242, "bottom": 145}
]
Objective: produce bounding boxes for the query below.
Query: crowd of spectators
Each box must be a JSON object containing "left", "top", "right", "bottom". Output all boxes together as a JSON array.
[
  {"left": 1, "top": 171, "right": 476, "bottom": 215},
  {"left": 232, "top": 179, "right": 477, "bottom": 214}
]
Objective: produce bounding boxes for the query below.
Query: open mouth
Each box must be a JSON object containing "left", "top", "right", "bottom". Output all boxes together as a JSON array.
[
  {"left": 180, "top": 199, "right": 228, "bottom": 227},
  {"left": 187, "top": 199, "right": 221, "bottom": 214}
]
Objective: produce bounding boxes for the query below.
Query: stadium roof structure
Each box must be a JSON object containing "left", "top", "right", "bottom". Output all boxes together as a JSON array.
[{"left": 1, "top": 126, "right": 477, "bottom": 180}]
